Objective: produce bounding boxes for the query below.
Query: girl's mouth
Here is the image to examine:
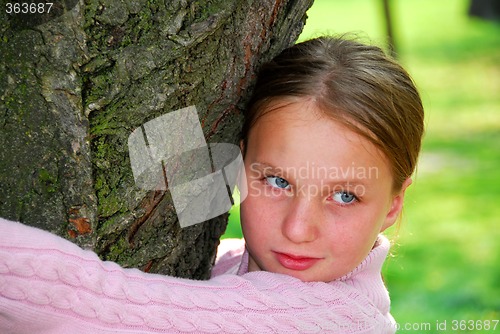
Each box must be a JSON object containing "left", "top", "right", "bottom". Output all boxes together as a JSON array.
[{"left": 273, "top": 251, "right": 322, "bottom": 271}]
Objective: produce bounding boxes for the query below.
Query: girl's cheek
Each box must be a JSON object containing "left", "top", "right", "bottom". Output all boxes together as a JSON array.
[{"left": 247, "top": 178, "right": 263, "bottom": 196}]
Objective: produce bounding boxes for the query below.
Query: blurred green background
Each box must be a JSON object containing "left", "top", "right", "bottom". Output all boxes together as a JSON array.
[{"left": 223, "top": 0, "right": 500, "bottom": 332}]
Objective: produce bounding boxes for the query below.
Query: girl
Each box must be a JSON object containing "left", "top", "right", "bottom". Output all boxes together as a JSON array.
[{"left": 0, "top": 36, "right": 424, "bottom": 333}]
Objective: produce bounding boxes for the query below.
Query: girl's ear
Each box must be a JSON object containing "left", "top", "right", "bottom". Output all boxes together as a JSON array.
[{"left": 381, "top": 178, "right": 413, "bottom": 231}]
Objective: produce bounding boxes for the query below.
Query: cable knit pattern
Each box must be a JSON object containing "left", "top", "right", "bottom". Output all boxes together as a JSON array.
[{"left": 0, "top": 218, "right": 396, "bottom": 333}]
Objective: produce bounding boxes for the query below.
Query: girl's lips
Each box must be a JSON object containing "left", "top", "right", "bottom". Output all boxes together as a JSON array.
[{"left": 273, "top": 251, "right": 321, "bottom": 271}]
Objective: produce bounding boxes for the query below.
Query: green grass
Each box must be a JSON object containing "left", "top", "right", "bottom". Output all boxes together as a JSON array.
[{"left": 224, "top": 0, "right": 500, "bottom": 331}]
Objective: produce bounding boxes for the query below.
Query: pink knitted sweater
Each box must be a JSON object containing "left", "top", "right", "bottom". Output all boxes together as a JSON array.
[{"left": 0, "top": 217, "right": 396, "bottom": 333}]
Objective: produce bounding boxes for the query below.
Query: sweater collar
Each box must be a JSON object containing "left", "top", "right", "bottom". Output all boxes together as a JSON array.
[
  {"left": 337, "top": 234, "right": 391, "bottom": 281},
  {"left": 237, "top": 247, "right": 250, "bottom": 275}
]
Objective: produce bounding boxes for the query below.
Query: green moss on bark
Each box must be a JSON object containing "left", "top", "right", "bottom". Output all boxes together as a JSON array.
[{"left": 1, "top": 0, "right": 313, "bottom": 278}]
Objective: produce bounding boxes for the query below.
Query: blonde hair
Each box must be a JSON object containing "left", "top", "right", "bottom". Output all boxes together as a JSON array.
[{"left": 242, "top": 36, "right": 424, "bottom": 190}]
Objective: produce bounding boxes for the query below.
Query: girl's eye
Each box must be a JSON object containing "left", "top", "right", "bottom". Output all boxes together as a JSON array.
[
  {"left": 331, "top": 191, "right": 357, "bottom": 205},
  {"left": 266, "top": 176, "right": 290, "bottom": 189}
]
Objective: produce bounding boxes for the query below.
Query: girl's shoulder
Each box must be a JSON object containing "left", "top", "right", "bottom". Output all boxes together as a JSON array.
[{"left": 211, "top": 238, "right": 246, "bottom": 277}]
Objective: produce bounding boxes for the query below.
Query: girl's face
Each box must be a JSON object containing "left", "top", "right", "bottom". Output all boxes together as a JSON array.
[{"left": 240, "top": 98, "right": 410, "bottom": 282}]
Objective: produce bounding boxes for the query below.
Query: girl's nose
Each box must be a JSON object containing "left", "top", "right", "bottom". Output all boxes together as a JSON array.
[{"left": 281, "top": 196, "right": 320, "bottom": 244}]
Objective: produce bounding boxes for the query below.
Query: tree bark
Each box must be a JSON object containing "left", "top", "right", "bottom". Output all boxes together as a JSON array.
[{"left": 0, "top": 0, "right": 313, "bottom": 279}]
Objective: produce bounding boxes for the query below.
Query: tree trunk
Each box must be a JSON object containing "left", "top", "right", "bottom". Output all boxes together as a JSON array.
[{"left": 0, "top": 0, "right": 313, "bottom": 279}]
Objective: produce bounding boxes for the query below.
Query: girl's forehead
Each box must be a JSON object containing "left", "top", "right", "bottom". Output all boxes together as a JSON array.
[
  {"left": 246, "top": 98, "right": 391, "bottom": 179},
  {"left": 255, "top": 97, "right": 323, "bottom": 123},
  {"left": 250, "top": 102, "right": 377, "bottom": 152},
  {"left": 249, "top": 98, "right": 381, "bottom": 155}
]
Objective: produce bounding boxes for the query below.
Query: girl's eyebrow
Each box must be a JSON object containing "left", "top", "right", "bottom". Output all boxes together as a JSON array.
[{"left": 251, "top": 161, "right": 276, "bottom": 169}]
